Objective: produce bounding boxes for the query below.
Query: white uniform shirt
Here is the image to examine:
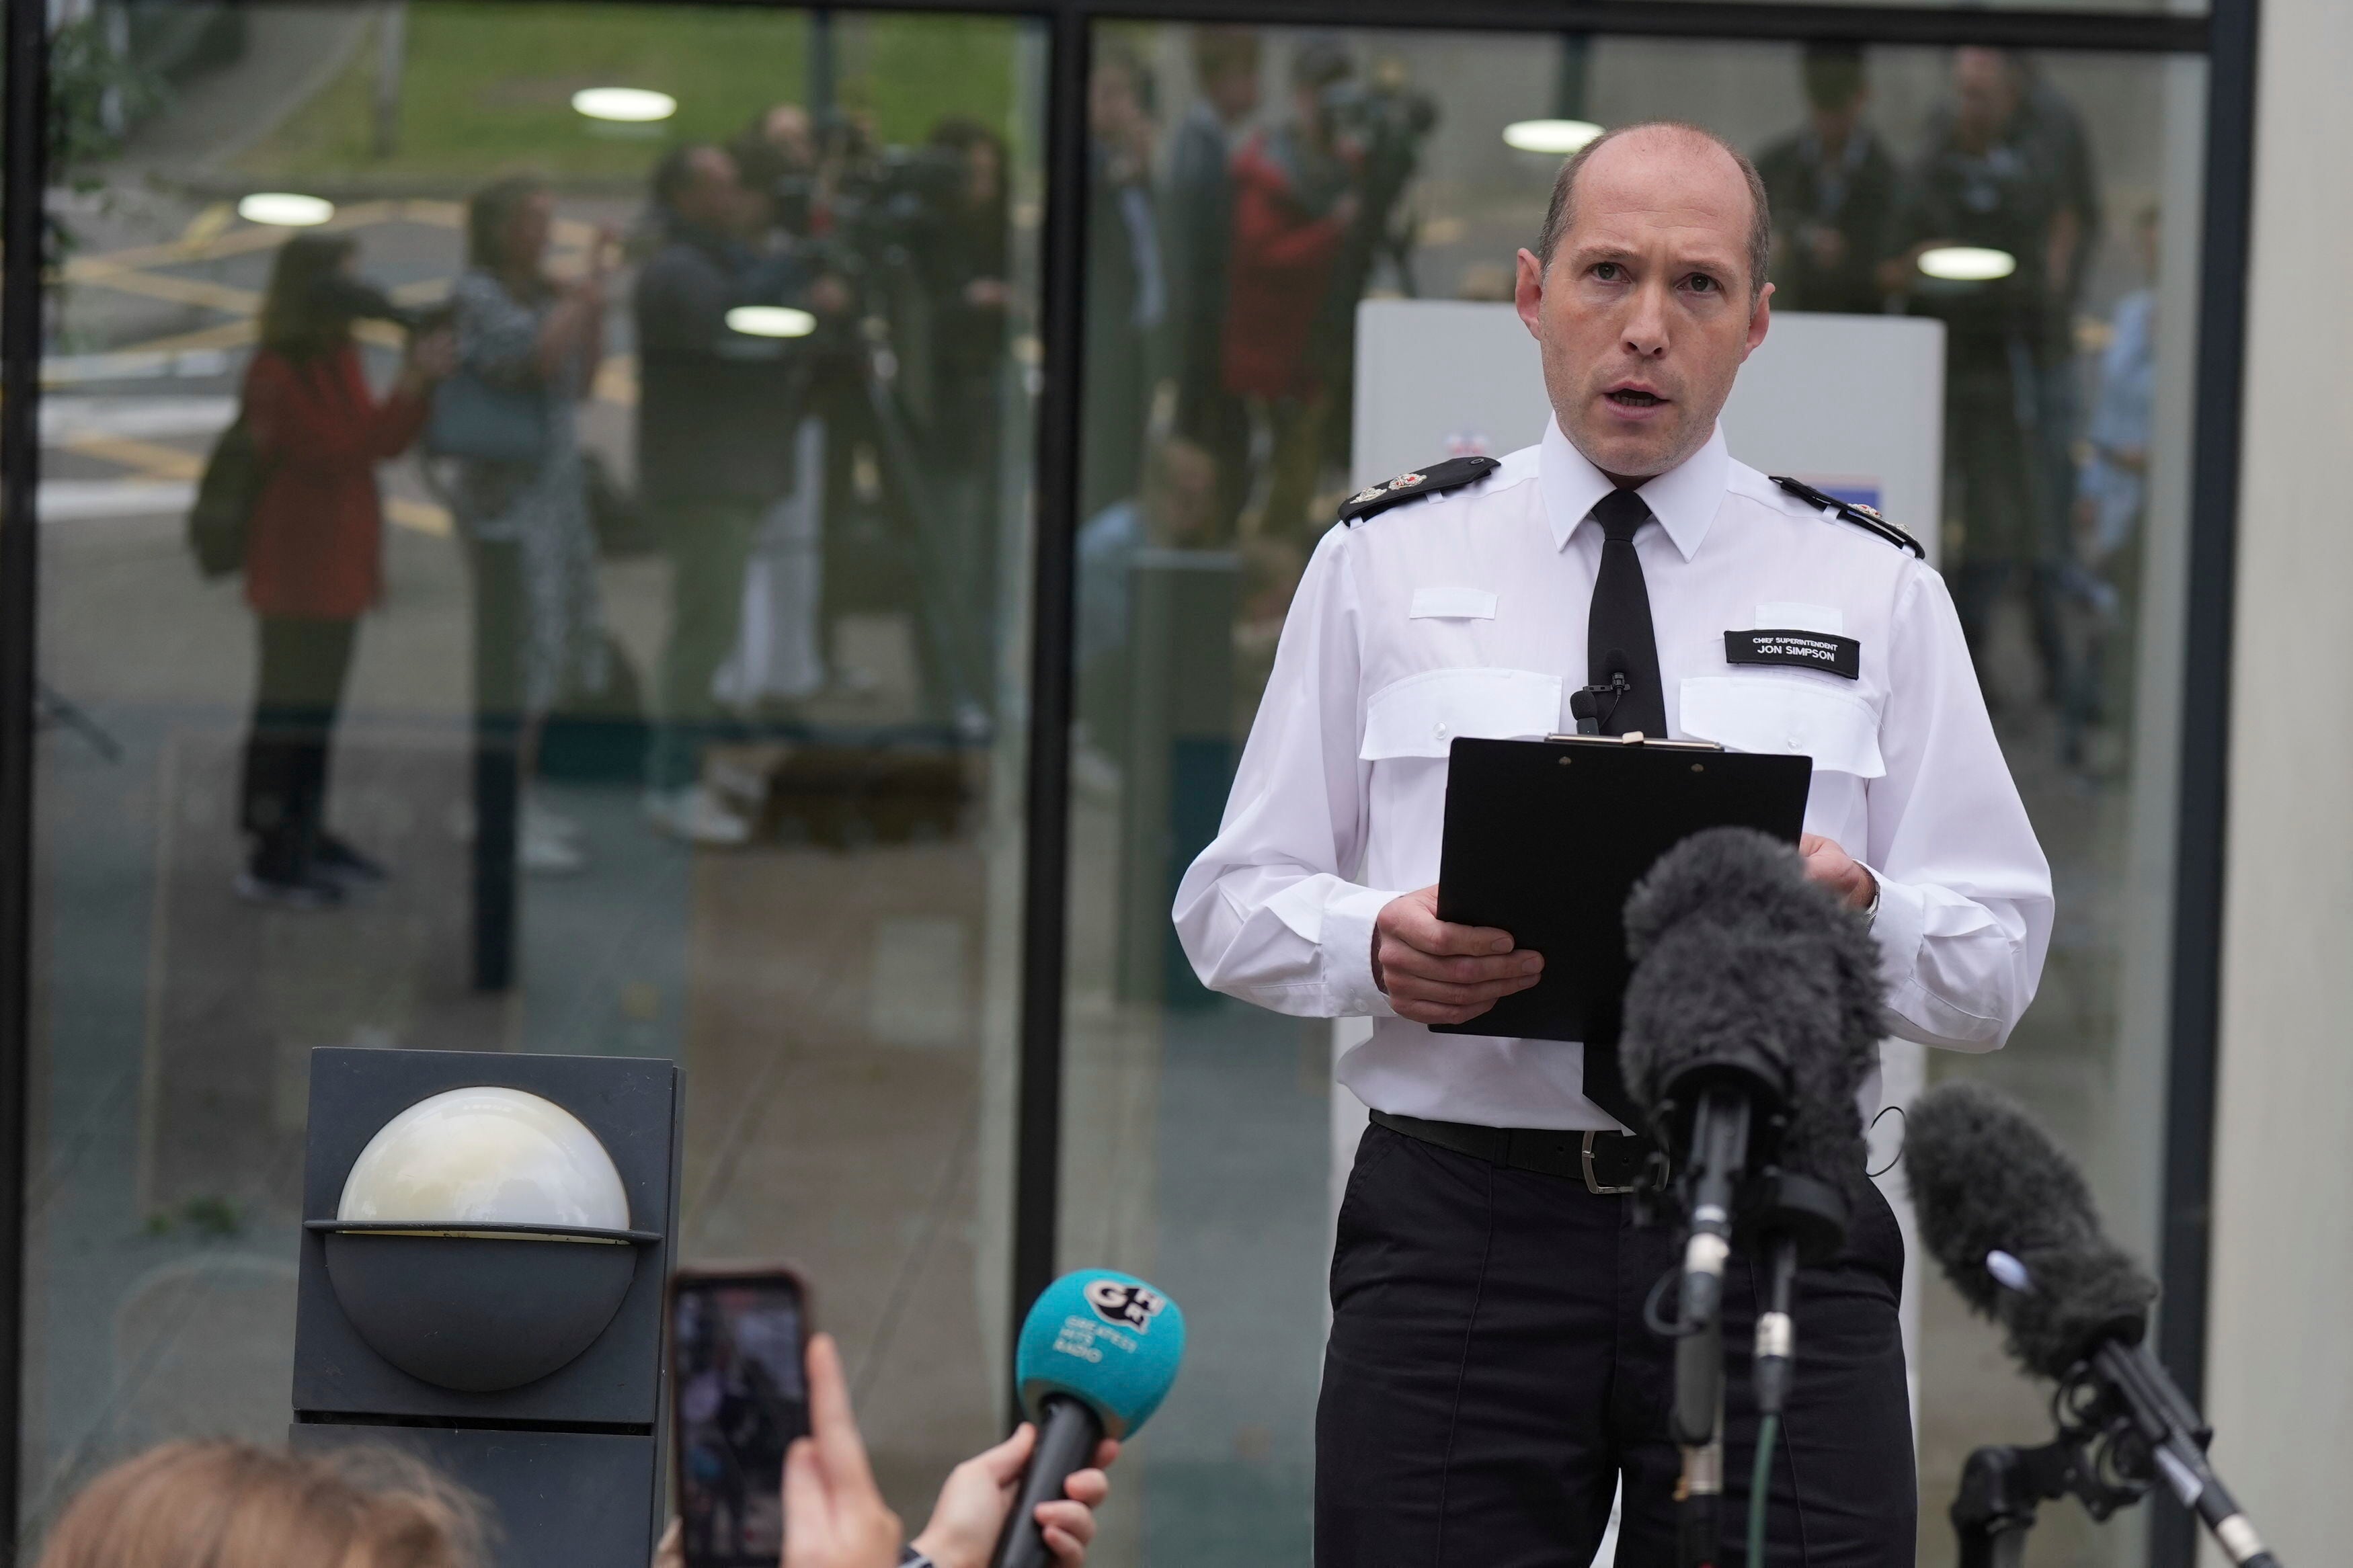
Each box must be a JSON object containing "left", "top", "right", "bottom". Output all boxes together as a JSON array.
[{"left": 1172, "top": 419, "right": 2054, "bottom": 1131}]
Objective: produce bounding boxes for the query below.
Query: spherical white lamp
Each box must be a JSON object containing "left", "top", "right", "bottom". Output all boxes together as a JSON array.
[
  {"left": 313, "top": 1087, "right": 655, "bottom": 1393},
  {"left": 337, "top": 1086, "right": 631, "bottom": 1231}
]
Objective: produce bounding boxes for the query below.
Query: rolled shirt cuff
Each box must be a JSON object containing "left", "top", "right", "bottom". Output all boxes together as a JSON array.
[
  {"left": 1323, "top": 882, "right": 1406, "bottom": 1018},
  {"left": 1861, "top": 864, "right": 1927, "bottom": 989}
]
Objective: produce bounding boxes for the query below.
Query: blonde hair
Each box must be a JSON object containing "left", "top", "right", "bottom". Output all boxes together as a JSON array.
[{"left": 35, "top": 1440, "right": 489, "bottom": 1568}]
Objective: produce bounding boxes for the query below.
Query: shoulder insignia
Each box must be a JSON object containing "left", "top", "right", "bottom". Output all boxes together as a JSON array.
[
  {"left": 1339, "top": 454, "right": 1501, "bottom": 526},
  {"left": 1770, "top": 476, "right": 1925, "bottom": 558}
]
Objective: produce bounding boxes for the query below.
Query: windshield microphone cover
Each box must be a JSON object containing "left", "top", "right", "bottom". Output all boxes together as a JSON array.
[
  {"left": 1905, "top": 1080, "right": 2157, "bottom": 1380},
  {"left": 1621, "top": 827, "right": 1887, "bottom": 1183}
]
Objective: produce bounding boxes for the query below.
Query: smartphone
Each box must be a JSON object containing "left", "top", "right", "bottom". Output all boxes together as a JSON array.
[{"left": 668, "top": 1266, "right": 813, "bottom": 1568}]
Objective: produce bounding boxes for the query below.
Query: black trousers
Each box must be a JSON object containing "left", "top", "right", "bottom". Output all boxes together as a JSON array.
[
  {"left": 1318, "top": 1123, "right": 1915, "bottom": 1567},
  {"left": 239, "top": 615, "right": 358, "bottom": 878}
]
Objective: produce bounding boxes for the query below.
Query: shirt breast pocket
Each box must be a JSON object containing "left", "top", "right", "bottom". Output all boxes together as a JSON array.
[
  {"left": 1361, "top": 667, "right": 1563, "bottom": 760},
  {"left": 1679, "top": 673, "right": 1884, "bottom": 779}
]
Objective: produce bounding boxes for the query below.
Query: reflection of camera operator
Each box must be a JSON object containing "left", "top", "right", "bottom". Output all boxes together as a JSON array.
[
  {"left": 1084, "top": 46, "right": 1164, "bottom": 521},
  {"left": 1166, "top": 28, "right": 1262, "bottom": 537},
  {"left": 635, "top": 143, "right": 819, "bottom": 845},
  {"left": 920, "top": 118, "right": 1012, "bottom": 497},
  {"left": 1223, "top": 38, "right": 1359, "bottom": 548}
]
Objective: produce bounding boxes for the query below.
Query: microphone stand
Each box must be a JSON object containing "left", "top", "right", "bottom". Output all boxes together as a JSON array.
[
  {"left": 1946, "top": 1342, "right": 2283, "bottom": 1568},
  {"left": 2091, "top": 1341, "right": 2281, "bottom": 1567},
  {"left": 1950, "top": 1438, "right": 2105, "bottom": 1568},
  {"left": 1669, "top": 1087, "right": 1745, "bottom": 1568}
]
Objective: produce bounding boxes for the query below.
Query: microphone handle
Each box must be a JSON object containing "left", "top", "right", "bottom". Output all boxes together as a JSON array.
[
  {"left": 990, "top": 1395, "right": 1106, "bottom": 1568},
  {"left": 2092, "top": 1342, "right": 2282, "bottom": 1567}
]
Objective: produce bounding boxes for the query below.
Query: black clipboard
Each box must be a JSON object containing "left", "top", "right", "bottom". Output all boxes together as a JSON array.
[{"left": 1433, "top": 735, "right": 1812, "bottom": 1044}]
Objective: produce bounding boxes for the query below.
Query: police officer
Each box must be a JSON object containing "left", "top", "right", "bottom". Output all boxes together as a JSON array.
[{"left": 1174, "top": 122, "right": 2052, "bottom": 1563}]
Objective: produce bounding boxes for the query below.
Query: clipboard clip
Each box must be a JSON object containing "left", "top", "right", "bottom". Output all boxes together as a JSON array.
[{"left": 1542, "top": 731, "right": 1727, "bottom": 753}]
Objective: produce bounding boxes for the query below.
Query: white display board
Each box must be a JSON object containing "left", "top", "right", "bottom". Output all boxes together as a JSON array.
[{"left": 1330, "top": 304, "right": 1949, "bottom": 1527}]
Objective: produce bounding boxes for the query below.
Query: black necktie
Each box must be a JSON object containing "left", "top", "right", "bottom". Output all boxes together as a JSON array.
[
  {"left": 1585, "top": 489, "right": 1669, "bottom": 739},
  {"left": 1580, "top": 489, "right": 1667, "bottom": 1138}
]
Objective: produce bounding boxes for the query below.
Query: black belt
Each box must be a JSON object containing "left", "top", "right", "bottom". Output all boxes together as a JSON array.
[{"left": 1369, "top": 1110, "right": 1659, "bottom": 1196}]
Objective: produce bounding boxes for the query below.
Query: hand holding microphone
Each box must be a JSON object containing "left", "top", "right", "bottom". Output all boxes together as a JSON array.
[
  {"left": 912, "top": 1423, "right": 1115, "bottom": 1568},
  {"left": 771, "top": 1321, "right": 1126, "bottom": 1568},
  {"left": 990, "top": 1270, "right": 1186, "bottom": 1568}
]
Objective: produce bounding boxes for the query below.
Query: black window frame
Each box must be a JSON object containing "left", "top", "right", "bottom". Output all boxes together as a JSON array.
[{"left": 0, "top": 3, "right": 2255, "bottom": 1565}]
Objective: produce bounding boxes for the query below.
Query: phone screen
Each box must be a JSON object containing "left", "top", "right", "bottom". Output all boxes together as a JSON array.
[{"left": 670, "top": 1273, "right": 810, "bottom": 1567}]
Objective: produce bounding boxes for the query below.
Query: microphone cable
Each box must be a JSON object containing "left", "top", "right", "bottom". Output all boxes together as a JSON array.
[{"left": 1747, "top": 1413, "right": 1778, "bottom": 1568}]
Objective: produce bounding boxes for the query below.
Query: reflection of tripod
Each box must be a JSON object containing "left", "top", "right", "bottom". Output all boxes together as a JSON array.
[
  {"left": 808, "top": 267, "right": 992, "bottom": 739},
  {"left": 35, "top": 680, "right": 122, "bottom": 761}
]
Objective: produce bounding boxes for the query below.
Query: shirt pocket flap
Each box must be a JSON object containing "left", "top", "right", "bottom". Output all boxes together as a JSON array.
[
  {"left": 1362, "top": 667, "right": 1562, "bottom": 761},
  {"left": 1410, "top": 586, "right": 1499, "bottom": 620},
  {"left": 1679, "top": 674, "right": 1885, "bottom": 778}
]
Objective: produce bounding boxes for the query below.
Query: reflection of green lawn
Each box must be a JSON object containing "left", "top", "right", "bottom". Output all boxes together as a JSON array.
[{"left": 237, "top": 3, "right": 1023, "bottom": 183}]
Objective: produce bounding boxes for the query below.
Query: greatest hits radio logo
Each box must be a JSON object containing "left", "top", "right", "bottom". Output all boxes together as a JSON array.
[{"left": 1083, "top": 1279, "right": 1168, "bottom": 1333}]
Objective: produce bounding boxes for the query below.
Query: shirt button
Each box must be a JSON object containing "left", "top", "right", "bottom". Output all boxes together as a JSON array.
[
  {"left": 1433, "top": 721, "right": 1448, "bottom": 737},
  {"left": 1786, "top": 735, "right": 1803, "bottom": 749}
]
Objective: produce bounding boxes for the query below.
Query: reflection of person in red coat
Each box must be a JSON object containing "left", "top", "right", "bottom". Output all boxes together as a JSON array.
[
  {"left": 236, "top": 233, "right": 454, "bottom": 907},
  {"left": 1220, "top": 38, "right": 1360, "bottom": 546}
]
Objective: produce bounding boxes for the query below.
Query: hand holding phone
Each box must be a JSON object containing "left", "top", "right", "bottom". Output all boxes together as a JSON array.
[
  {"left": 670, "top": 1268, "right": 813, "bottom": 1567},
  {"left": 782, "top": 1333, "right": 902, "bottom": 1568},
  {"left": 666, "top": 1268, "right": 1117, "bottom": 1568}
]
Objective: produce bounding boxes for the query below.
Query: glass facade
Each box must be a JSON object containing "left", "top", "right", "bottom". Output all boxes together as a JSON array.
[
  {"left": 13, "top": 3, "right": 2230, "bottom": 1567},
  {"left": 1062, "top": 23, "right": 2206, "bottom": 1567},
  {"left": 26, "top": 0, "right": 1040, "bottom": 1534}
]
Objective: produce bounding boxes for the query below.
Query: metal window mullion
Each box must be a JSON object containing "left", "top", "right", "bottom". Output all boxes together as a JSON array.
[
  {"left": 0, "top": 0, "right": 49, "bottom": 1554},
  {"left": 1008, "top": 2, "right": 1091, "bottom": 1409}
]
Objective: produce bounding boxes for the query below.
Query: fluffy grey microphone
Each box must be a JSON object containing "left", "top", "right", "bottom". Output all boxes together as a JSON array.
[
  {"left": 1905, "top": 1080, "right": 2158, "bottom": 1380},
  {"left": 1621, "top": 827, "right": 1887, "bottom": 1185}
]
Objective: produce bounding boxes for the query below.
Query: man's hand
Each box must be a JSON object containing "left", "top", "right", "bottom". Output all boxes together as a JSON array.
[
  {"left": 910, "top": 1423, "right": 1121, "bottom": 1568},
  {"left": 1372, "top": 886, "right": 1544, "bottom": 1026},
  {"left": 783, "top": 1334, "right": 902, "bottom": 1568},
  {"left": 1799, "top": 833, "right": 1878, "bottom": 911}
]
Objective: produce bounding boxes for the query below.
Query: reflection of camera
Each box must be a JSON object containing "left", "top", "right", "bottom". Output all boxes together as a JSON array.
[
  {"left": 1319, "top": 75, "right": 1438, "bottom": 184},
  {"left": 825, "top": 145, "right": 969, "bottom": 261},
  {"left": 309, "top": 272, "right": 437, "bottom": 333},
  {"left": 1307, "top": 67, "right": 1439, "bottom": 376}
]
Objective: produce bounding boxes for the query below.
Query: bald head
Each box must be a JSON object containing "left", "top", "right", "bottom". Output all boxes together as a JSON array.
[
  {"left": 1537, "top": 122, "right": 1771, "bottom": 299},
  {"left": 1513, "top": 120, "right": 1776, "bottom": 485}
]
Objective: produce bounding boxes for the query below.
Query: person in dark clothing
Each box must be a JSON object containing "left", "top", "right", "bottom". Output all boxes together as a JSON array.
[
  {"left": 921, "top": 117, "right": 1016, "bottom": 661},
  {"left": 635, "top": 142, "right": 810, "bottom": 843},
  {"left": 1222, "top": 37, "right": 1360, "bottom": 550},
  {"left": 1082, "top": 44, "right": 1165, "bottom": 522},
  {"left": 237, "top": 233, "right": 454, "bottom": 907},
  {"left": 1885, "top": 47, "right": 2089, "bottom": 713},
  {"left": 1165, "top": 28, "right": 1261, "bottom": 538},
  {"left": 1752, "top": 42, "right": 1899, "bottom": 315}
]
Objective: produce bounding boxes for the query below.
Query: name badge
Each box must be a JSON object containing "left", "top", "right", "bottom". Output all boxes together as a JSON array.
[{"left": 1724, "top": 628, "right": 1861, "bottom": 680}]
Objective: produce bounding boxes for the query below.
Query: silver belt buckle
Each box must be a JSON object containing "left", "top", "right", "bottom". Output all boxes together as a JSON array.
[{"left": 1581, "top": 1131, "right": 1636, "bottom": 1196}]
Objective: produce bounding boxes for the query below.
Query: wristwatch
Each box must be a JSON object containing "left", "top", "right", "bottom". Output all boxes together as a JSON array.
[{"left": 900, "top": 1550, "right": 938, "bottom": 1568}]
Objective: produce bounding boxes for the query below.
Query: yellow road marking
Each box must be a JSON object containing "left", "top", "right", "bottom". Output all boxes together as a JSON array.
[{"left": 59, "top": 432, "right": 206, "bottom": 480}]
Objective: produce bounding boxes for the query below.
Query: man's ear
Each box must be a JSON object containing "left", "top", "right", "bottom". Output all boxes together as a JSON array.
[
  {"left": 1514, "top": 247, "right": 1547, "bottom": 337},
  {"left": 1742, "top": 279, "right": 1774, "bottom": 360}
]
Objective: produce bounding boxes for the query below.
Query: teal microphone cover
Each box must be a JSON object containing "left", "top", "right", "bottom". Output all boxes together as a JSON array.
[{"left": 1013, "top": 1270, "right": 1186, "bottom": 1438}]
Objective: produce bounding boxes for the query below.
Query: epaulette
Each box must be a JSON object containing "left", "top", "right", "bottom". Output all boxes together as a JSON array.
[
  {"left": 1770, "top": 475, "right": 1925, "bottom": 559},
  {"left": 1339, "top": 455, "right": 1501, "bottom": 526}
]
